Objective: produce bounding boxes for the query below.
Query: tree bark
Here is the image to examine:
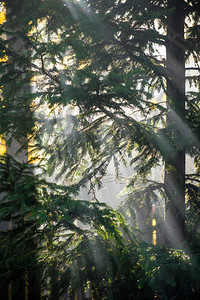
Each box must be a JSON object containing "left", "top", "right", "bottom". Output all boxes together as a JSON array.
[{"left": 164, "top": 0, "right": 186, "bottom": 249}]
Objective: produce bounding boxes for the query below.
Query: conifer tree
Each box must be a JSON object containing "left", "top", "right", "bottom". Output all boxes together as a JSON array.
[
  {"left": 0, "top": 0, "right": 200, "bottom": 299},
  {"left": 1, "top": 0, "right": 199, "bottom": 246},
  {"left": 28, "top": 0, "right": 199, "bottom": 250}
]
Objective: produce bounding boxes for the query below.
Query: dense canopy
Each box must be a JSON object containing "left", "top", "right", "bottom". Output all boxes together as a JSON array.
[{"left": 0, "top": 0, "right": 199, "bottom": 299}]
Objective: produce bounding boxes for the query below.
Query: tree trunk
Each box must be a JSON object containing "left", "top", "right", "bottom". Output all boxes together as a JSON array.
[{"left": 164, "top": 0, "right": 186, "bottom": 249}]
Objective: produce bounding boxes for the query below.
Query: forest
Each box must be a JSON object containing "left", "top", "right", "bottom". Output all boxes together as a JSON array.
[{"left": 0, "top": 0, "right": 199, "bottom": 299}]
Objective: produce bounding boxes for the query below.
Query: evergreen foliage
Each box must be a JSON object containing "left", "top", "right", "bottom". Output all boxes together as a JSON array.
[{"left": 0, "top": 0, "right": 199, "bottom": 299}]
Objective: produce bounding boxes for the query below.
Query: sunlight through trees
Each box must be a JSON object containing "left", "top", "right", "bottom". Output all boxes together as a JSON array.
[{"left": 0, "top": 0, "right": 199, "bottom": 299}]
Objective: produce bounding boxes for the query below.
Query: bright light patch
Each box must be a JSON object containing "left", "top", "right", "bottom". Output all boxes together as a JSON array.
[
  {"left": 0, "top": 2, "right": 5, "bottom": 24},
  {"left": 150, "top": 98, "right": 158, "bottom": 111},
  {"left": 152, "top": 230, "right": 156, "bottom": 246},
  {"left": 28, "top": 136, "right": 42, "bottom": 164},
  {"left": 162, "top": 93, "right": 166, "bottom": 102},
  {"left": 152, "top": 218, "right": 156, "bottom": 245},
  {"left": 0, "top": 50, "right": 8, "bottom": 63},
  {"left": 0, "top": 137, "right": 6, "bottom": 155},
  {"left": 152, "top": 218, "right": 156, "bottom": 227}
]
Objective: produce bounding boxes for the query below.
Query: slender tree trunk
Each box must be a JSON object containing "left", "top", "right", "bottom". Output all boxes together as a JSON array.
[{"left": 164, "top": 0, "right": 186, "bottom": 249}]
